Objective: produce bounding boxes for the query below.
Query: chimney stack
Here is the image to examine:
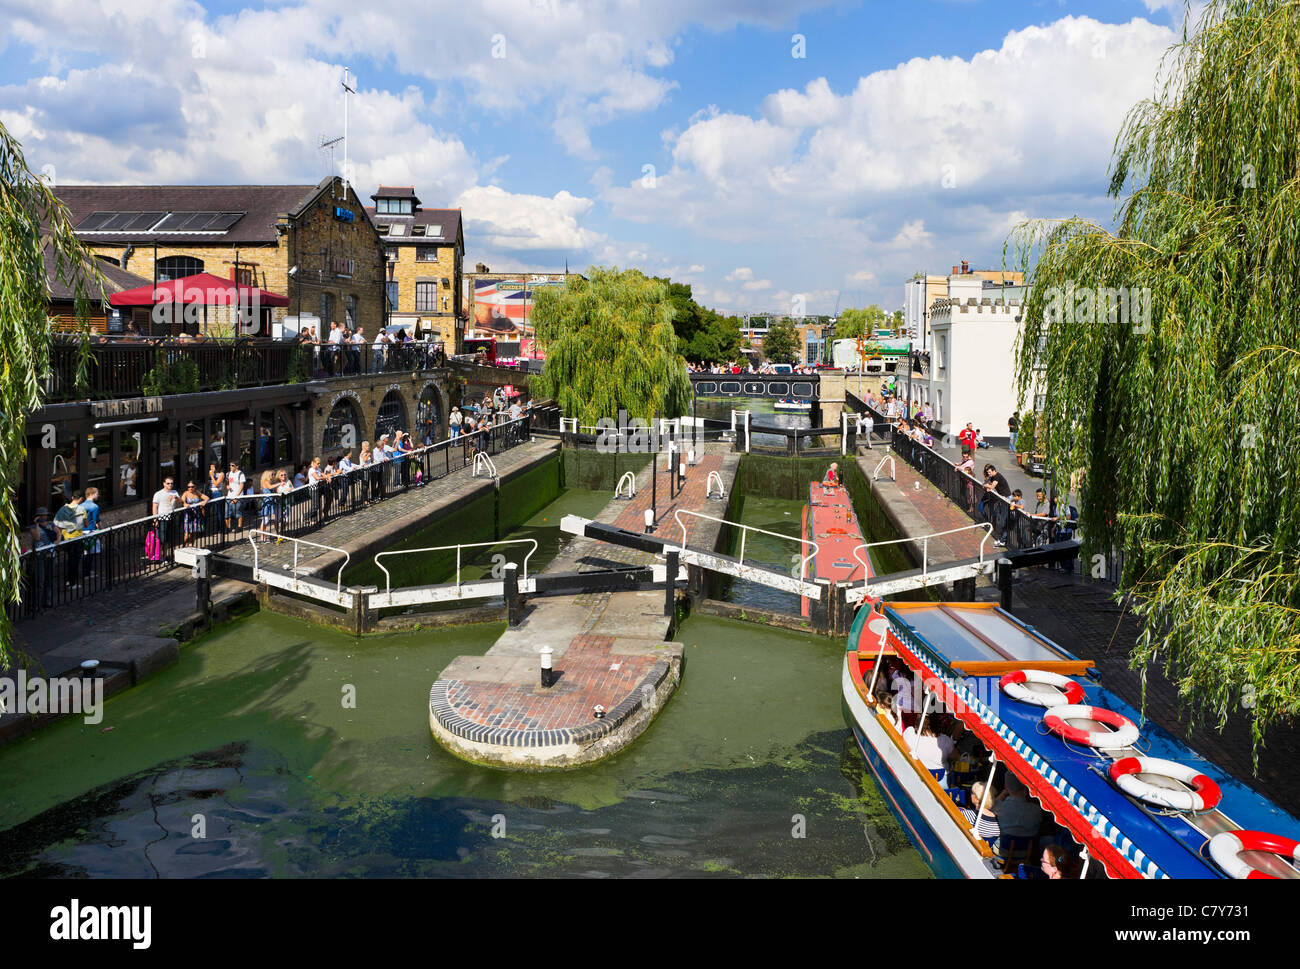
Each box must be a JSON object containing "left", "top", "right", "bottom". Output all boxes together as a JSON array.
[
  {"left": 961, "top": 260, "right": 970, "bottom": 274},
  {"left": 951, "top": 265, "right": 961, "bottom": 275}
]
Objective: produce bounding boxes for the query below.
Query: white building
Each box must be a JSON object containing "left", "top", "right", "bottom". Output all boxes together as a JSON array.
[{"left": 923, "top": 274, "right": 1035, "bottom": 443}]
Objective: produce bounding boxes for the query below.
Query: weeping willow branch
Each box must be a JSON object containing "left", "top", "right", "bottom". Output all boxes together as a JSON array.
[{"left": 1006, "top": 0, "right": 1300, "bottom": 761}]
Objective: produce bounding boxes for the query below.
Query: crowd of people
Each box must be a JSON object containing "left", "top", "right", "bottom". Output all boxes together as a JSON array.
[
  {"left": 295, "top": 322, "right": 445, "bottom": 376},
  {"left": 876, "top": 658, "right": 1090, "bottom": 879},
  {"left": 686, "top": 360, "right": 820, "bottom": 375}
]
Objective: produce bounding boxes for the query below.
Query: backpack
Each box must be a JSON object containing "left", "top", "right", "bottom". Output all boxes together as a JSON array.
[{"left": 145, "top": 529, "right": 161, "bottom": 562}]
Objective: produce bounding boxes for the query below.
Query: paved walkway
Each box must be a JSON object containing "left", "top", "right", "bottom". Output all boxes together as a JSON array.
[
  {"left": 858, "top": 452, "right": 994, "bottom": 566},
  {"left": 428, "top": 445, "right": 740, "bottom": 767}
]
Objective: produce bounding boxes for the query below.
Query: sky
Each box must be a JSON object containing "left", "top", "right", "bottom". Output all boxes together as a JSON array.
[{"left": 0, "top": 0, "right": 1199, "bottom": 316}]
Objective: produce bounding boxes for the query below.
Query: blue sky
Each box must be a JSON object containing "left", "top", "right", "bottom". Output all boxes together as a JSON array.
[{"left": 0, "top": 0, "right": 1192, "bottom": 314}]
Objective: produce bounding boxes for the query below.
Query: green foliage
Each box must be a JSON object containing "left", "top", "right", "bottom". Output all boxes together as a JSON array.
[
  {"left": 1007, "top": 0, "right": 1300, "bottom": 755},
  {"left": 141, "top": 353, "right": 200, "bottom": 396},
  {"left": 1016, "top": 412, "right": 1037, "bottom": 455},
  {"left": 533, "top": 267, "right": 692, "bottom": 423},
  {"left": 835, "top": 305, "right": 891, "bottom": 340},
  {"left": 286, "top": 343, "right": 311, "bottom": 384},
  {"left": 1, "top": 121, "right": 106, "bottom": 662},
  {"left": 761, "top": 317, "right": 800, "bottom": 364}
]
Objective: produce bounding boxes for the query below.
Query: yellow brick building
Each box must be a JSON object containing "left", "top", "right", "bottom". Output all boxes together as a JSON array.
[
  {"left": 365, "top": 187, "right": 465, "bottom": 351},
  {"left": 56, "top": 177, "right": 387, "bottom": 337}
]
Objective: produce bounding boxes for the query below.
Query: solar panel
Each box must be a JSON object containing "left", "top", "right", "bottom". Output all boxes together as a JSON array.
[
  {"left": 123, "top": 212, "right": 166, "bottom": 231},
  {"left": 205, "top": 212, "right": 245, "bottom": 231},
  {"left": 76, "top": 212, "right": 116, "bottom": 231}
]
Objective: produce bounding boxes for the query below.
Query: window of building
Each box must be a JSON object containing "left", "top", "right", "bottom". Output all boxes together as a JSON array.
[
  {"left": 323, "top": 399, "right": 360, "bottom": 453},
  {"left": 938, "top": 334, "right": 948, "bottom": 371},
  {"left": 400, "top": 199, "right": 412, "bottom": 215},
  {"left": 346, "top": 295, "right": 357, "bottom": 329},
  {"left": 416, "top": 282, "right": 437, "bottom": 313},
  {"left": 386, "top": 282, "right": 399, "bottom": 310},
  {"left": 233, "top": 267, "right": 254, "bottom": 288},
  {"left": 416, "top": 387, "right": 442, "bottom": 445},
  {"left": 375, "top": 391, "right": 407, "bottom": 442},
  {"left": 156, "top": 256, "right": 204, "bottom": 281},
  {"left": 385, "top": 247, "right": 398, "bottom": 262},
  {"left": 416, "top": 246, "right": 438, "bottom": 262},
  {"left": 321, "top": 292, "right": 335, "bottom": 326}
]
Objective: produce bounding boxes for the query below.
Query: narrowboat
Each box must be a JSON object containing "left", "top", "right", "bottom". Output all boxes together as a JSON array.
[
  {"left": 773, "top": 398, "right": 812, "bottom": 412},
  {"left": 801, "top": 480, "right": 868, "bottom": 618},
  {"left": 843, "top": 598, "right": 1300, "bottom": 879}
]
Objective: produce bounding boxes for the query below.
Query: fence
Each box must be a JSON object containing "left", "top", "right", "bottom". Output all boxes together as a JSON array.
[{"left": 10, "top": 415, "right": 534, "bottom": 622}]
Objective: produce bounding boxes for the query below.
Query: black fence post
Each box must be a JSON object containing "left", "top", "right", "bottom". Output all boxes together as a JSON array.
[
  {"left": 504, "top": 562, "right": 522, "bottom": 627},
  {"left": 997, "top": 557, "right": 1013, "bottom": 612},
  {"left": 664, "top": 550, "right": 679, "bottom": 618}
]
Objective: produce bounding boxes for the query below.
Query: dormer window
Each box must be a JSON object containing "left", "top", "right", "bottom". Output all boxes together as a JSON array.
[{"left": 376, "top": 198, "right": 413, "bottom": 215}]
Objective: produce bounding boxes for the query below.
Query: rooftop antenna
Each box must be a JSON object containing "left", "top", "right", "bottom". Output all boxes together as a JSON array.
[
  {"left": 319, "top": 133, "right": 344, "bottom": 185},
  {"left": 341, "top": 67, "right": 356, "bottom": 197}
]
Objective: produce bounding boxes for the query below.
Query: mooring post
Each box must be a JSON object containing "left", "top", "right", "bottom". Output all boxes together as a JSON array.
[
  {"left": 809, "top": 577, "right": 832, "bottom": 634},
  {"left": 540, "top": 645, "right": 554, "bottom": 689},
  {"left": 191, "top": 548, "right": 212, "bottom": 621},
  {"left": 504, "top": 562, "right": 522, "bottom": 627},
  {"left": 664, "top": 550, "right": 679, "bottom": 617},
  {"left": 997, "top": 557, "right": 1013, "bottom": 612}
]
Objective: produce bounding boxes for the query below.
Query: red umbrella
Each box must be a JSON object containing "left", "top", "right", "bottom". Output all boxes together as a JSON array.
[{"left": 109, "top": 272, "right": 290, "bottom": 308}]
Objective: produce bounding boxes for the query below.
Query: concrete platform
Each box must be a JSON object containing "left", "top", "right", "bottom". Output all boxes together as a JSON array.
[{"left": 427, "top": 446, "right": 739, "bottom": 769}]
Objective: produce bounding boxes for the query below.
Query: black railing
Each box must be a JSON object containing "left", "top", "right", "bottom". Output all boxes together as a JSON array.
[
  {"left": 10, "top": 415, "right": 533, "bottom": 622},
  {"left": 42, "top": 339, "right": 451, "bottom": 403}
]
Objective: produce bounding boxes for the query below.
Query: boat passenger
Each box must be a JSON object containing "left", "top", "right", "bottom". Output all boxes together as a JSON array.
[
  {"left": 994, "top": 774, "right": 1044, "bottom": 839},
  {"left": 960, "top": 781, "right": 1000, "bottom": 844},
  {"left": 1040, "top": 845, "right": 1082, "bottom": 880},
  {"left": 903, "top": 720, "right": 948, "bottom": 781},
  {"left": 822, "top": 462, "right": 840, "bottom": 487}
]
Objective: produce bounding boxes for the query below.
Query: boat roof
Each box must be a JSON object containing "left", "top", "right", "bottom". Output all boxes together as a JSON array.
[
  {"left": 808, "top": 482, "right": 867, "bottom": 584},
  {"left": 862, "top": 602, "right": 1300, "bottom": 879}
]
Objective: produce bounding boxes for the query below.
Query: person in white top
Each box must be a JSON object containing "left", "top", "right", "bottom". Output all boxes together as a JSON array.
[
  {"left": 225, "top": 462, "right": 247, "bottom": 530},
  {"left": 337, "top": 449, "right": 357, "bottom": 506},
  {"left": 903, "top": 721, "right": 948, "bottom": 777},
  {"left": 372, "top": 330, "right": 388, "bottom": 373}
]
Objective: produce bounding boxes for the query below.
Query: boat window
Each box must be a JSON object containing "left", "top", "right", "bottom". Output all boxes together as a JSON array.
[
  {"left": 950, "top": 608, "right": 1069, "bottom": 663},
  {"left": 900, "top": 609, "right": 1007, "bottom": 663}
]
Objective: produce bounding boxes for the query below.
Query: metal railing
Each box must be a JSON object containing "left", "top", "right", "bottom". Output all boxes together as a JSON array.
[
  {"left": 672, "top": 508, "right": 817, "bottom": 577},
  {"left": 10, "top": 415, "right": 534, "bottom": 621},
  {"left": 373, "top": 538, "right": 539, "bottom": 596},
  {"left": 852, "top": 522, "right": 994, "bottom": 587},
  {"left": 247, "top": 530, "right": 351, "bottom": 598}
]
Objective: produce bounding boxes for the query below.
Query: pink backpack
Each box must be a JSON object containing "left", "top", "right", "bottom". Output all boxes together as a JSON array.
[{"left": 145, "top": 529, "right": 161, "bottom": 562}]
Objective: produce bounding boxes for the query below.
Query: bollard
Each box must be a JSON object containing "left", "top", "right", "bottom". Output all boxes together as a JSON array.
[
  {"left": 540, "top": 646, "right": 554, "bottom": 689},
  {"left": 644, "top": 508, "right": 655, "bottom": 534},
  {"left": 504, "top": 562, "right": 522, "bottom": 627},
  {"left": 191, "top": 547, "right": 212, "bottom": 621},
  {"left": 997, "top": 557, "right": 1013, "bottom": 612},
  {"left": 665, "top": 550, "right": 679, "bottom": 618}
]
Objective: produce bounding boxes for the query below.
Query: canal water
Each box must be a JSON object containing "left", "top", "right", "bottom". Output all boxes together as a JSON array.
[
  {"left": 694, "top": 397, "right": 811, "bottom": 450},
  {"left": 0, "top": 472, "right": 929, "bottom": 878}
]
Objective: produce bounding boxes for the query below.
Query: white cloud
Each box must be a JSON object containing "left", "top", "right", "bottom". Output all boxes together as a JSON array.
[
  {"left": 725, "top": 267, "right": 754, "bottom": 281},
  {"left": 743, "top": 279, "right": 771, "bottom": 291},
  {"left": 688, "top": 264, "right": 706, "bottom": 273},
  {"left": 455, "top": 184, "right": 603, "bottom": 251}
]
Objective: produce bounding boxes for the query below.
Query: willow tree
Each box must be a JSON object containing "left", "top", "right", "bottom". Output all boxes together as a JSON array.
[
  {"left": 1008, "top": 0, "right": 1300, "bottom": 754},
  {"left": 1, "top": 122, "right": 102, "bottom": 662},
  {"left": 532, "top": 267, "right": 691, "bottom": 424}
]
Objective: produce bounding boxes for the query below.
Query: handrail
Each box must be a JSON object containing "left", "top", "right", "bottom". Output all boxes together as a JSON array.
[
  {"left": 373, "top": 538, "right": 539, "bottom": 595},
  {"left": 472, "top": 451, "right": 498, "bottom": 478},
  {"left": 672, "top": 508, "right": 817, "bottom": 577},
  {"left": 851, "top": 521, "right": 994, "bottom": 588},
  {"left": 706, "top": 470, "right": 725, "bottom": 498},
  {"left": 247, "top": 529, "right": 351, "bottom": 596},
  {"left": 873, "top": 455, "right": 896, "bottom": 480},
  {"left": 614, "top": 471, "right": 636, "bottom": 499}
]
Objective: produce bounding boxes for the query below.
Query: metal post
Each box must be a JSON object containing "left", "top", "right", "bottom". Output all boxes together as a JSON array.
[
  {"left": 539, "top": 646, "right": 554, "bottom": 689},
  {"left": 651, "top": 411, "right": 658, "bottom": 523},
  {"left": 997, "top": 556, "right": 1013, "bottom": 612},
  {"left": 866, "top": 620, "right": 889, "bottom": 699},
  {"left": 504, "top": 562, "right": 521, "bottom": 627},
  {"left": 912, "top": 689, "right": 933, "bottom": 756},
  {"left": 665, "top": 549, "right": 679, "bottom": 618}
]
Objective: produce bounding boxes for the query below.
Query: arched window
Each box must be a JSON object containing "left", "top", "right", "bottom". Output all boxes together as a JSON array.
[
  {"left": 375, "top": 391, "right": 407, "bottom": 443},
  {"left": 323, "top": 398, "right": 361, "bottom": 453},
  {"left": 156, "top": 256, "right": 204, "bottom": 281},
  {"left": 416, "top": 387, "right": 442, "bottom": 446}
]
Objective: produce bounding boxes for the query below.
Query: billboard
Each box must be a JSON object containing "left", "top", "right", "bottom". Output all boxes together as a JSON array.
[{"left": 471, "top": 275, "right": 566, "bottom": 331}]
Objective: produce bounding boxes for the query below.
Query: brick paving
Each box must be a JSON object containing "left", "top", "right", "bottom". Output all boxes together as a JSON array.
[{"left": 861, "top": 453, "right": 993, "bottom": 564}]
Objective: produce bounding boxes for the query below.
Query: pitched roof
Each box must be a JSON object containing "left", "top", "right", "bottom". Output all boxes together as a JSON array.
[
  {"left": 366, "top": 206, "right": 462, "bottom": 245},
  {"left": 372, "top": 186, "right": 417, "bottom": 199},
  {"left": 55, "top": 183, "right": 323, "bottom": 244},
  {"left": 42, "top": 238, "right": 152, "bottom": 303}
]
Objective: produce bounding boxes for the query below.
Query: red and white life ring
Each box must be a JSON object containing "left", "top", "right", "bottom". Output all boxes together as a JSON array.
[
  {"left": 1208, "top": 831, "right": 1300, "bottom": 880},
  {"left": 1042, "top": 704, "right": 1140, "bottom": 749},
  {"left": 999, "top": 669, "right": 1085, "bottom": 708},
  {"left": 1108, "top": 757, "right": 1223, "bottom": 813}
]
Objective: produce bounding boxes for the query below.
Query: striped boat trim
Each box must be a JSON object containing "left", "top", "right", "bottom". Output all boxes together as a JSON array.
[{"left": 888, "top": 617, "right": 1167, "bottom": 880}]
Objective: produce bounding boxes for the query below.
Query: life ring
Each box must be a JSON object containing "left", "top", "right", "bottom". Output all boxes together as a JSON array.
[
  {"left": 1108, "top": 757, "right": 1223, "bottom": 812},
  {"left": 1042, "top": 704, "right": 1140, "bottom": 749},
  {"left": 1208, "top": 831, "right": 1300, "bottom": 880},
  {"left": 999, "top": 669, "right": 1085, "bottom": 708}
]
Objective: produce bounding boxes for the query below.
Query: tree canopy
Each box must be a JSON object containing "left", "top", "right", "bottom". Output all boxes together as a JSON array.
[
  {"left": 533, "top": 267, "right": 692, "bottom": 424},
  {"left": 835, "top": 304, "right": 894, "bottom": 340},
  {"left": 1008, "top": 0, "right": 1300, "bottom": 754},
  {"left": 654, "top": 277, "right": 743, "bottom": 364},
  {"left": 762, "top": 317, "right": 800, "bottom": 364},
  {"left": 1, "top": 122, "right": 103, "bottom": 662}
]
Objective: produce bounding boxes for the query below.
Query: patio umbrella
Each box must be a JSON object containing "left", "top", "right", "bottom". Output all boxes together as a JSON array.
[{"left": 110, "top": 272, "right": 289, "bottom": 335}]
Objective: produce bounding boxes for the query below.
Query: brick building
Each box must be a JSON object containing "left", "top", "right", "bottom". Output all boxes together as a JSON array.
[
  {"left": 364, "top": 187, "right": 465, "bottom": 351},
  {"left": 55, "top": 177, "right": 387, "bottom": 337}
]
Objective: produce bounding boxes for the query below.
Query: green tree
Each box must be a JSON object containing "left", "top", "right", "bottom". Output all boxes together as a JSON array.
[
  {"left": 762, "top": 317, "right": 800, "bottom": 364},
  {"left": 1, "top": 123, "right": 104, "bottom": 661},
  {"left": 835, "top": 304, "right": 890, "bottom": 339},
  {"left": 1008, "top": 0, "right": 1300, "bottom": 754},
  {"left": 533, "top": 267, "right": 691, "bottom": 424}
]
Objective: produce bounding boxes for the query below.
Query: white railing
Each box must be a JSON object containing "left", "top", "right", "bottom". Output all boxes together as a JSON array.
[
  {"left": 672, "top": 508, "right": 817, "bottom": 577},
  {"left": 851, "top": 521, "right": 994, "bottom": 588},
  {"left": 614, "top": 471, "right": 636, "bottom": 499},
  {"left": 706, "top": 470, "right": 726, "bottom": 499},
  {"left": 373, "top": 538, "right": 539, "bottom": 596},
  {"left": 472, "top": 452, "right": 498, "bottom": 478},
  {"left": 246, "top": 530, "right": 351, "bottom": 597},
  {"left": 873, "top": 455, "right": 896, "bottom": 481}
]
